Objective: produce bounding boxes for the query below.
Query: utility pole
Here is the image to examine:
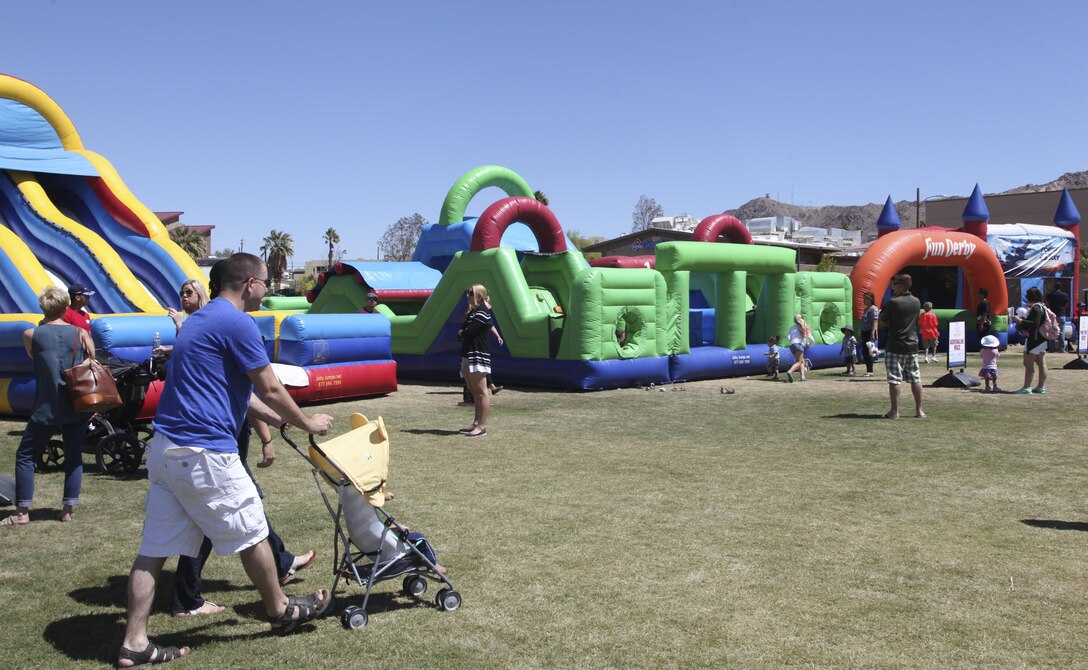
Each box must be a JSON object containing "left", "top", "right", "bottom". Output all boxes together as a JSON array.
[{"left": 915, "top": 188, "right": 920, "bottom": 229}]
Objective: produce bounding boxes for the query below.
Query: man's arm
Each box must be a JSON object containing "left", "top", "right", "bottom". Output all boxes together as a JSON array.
[{"left": 247, "top": 365, "right": 332, "bottom": 435}]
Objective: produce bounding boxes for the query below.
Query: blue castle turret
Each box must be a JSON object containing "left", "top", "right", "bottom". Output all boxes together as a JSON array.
[{"left": 876, "top": 196, "right": 900, "bottom": 238}]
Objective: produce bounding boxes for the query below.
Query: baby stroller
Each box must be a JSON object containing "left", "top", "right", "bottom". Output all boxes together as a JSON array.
[
  {"left": 87, "top": 352, "right": 166, "bottom": 475},
  {"left": 281, "top": 414, "right": 461, "bottom": 630},
  {"left": 36, "top": 351, "right": 165, "bottom": 476}
]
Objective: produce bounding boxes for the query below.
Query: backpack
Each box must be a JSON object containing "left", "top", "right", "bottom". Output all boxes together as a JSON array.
[{"left": 1038, "top": 305, "right": 1061, "bottom": 341}]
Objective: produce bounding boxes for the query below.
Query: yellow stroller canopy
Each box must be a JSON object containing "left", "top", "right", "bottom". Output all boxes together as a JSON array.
[{"left": 309, "top": 413, "right": 390, "bottom": 508}]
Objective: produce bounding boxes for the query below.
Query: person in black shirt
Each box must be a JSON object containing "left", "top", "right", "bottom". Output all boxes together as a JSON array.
[
  {"left": 975, "top": 287, "right": 991, "bottom": 337},
  {"left": 458, "top": 285, "right": 494, "bottom": 438},
  {"left": 1044, "top": 282, "right": 1069, "bottom": 353}
]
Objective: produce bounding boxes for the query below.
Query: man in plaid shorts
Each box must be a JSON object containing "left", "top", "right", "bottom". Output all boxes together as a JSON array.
[{"left": 878, "top": 273, "right": 926, "bottom": 419}]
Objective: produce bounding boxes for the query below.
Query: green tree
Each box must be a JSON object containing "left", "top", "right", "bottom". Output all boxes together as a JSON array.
[
  {"left": 260, "top": 229, "right": 294, "bottom": 292},
  {"left": 815, "top": 254, "right": 838, "bottom": 272},
  {"left": 170, "top": 226, "right": 206, "bottom": 260},
  {"left": 565, "top": 228, "right": 595, "bottom": 251},
  {"left": 631, "top": 195, "right": 663, "bottom": 232},
  {"left": 323, "top": 227, "right": 340, "bottom": 271},
  {"left": 211, "top": 247, "right": 236, "bottom": 258},
  {"left": 533, "top": 190, "right": 550, "bottom": 206},
  {"left": 379, "top": 213, "right": 427, "bottom": 261}
]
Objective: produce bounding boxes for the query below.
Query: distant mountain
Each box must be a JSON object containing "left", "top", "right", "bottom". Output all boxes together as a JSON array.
[{"left": 721, "top": 170, "right": 1088, "bottom": 234}]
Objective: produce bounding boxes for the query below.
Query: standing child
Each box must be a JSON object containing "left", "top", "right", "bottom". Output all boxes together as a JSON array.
[
  {"left": 919, "top": 301, "right": 939, "bottom": 363},
  {"left": 765, "top": 336, "right": 781, "bottom": 379},
  {"left": 979, "top": 334, "right": 1002, "bottom": 392},
  {"left": 839, "top": 326, "right": 857, "bottom": 376}
]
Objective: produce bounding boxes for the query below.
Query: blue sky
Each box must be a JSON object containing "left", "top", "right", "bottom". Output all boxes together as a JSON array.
[{"left": 5, "top": 1, "right": 1086, "bottom": 263}]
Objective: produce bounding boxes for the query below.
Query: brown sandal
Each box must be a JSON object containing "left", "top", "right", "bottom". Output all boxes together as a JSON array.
[
  {"left": 116, "top": 641, "right": 189, "bottom": 667},
  {"left": 268, "top": 589, "right": 332, "bottom": 636}
]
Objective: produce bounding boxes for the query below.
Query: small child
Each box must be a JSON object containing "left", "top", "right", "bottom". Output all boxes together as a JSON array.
[
  {"left": 765, "top": 336, "right": 780, "bottom": 379},
  {"left": 839, "top": 326, "right": 857, "bottom": 376},
  {"left": 979, "top": 334, "right": 1002, "bottom": 392},
  {"left": 919, "top": 302, "right": 939, "bottom": 363}
]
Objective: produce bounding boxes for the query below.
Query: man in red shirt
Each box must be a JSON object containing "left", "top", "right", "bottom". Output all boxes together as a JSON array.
[{"left": 62, "top": 284, "right": 94, "bottom": 332}]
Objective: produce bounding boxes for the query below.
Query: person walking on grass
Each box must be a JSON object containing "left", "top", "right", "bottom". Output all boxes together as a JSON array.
[
  {"left": 839, "top": 326, "right": 857, "bottom": 376},
  {"left": 116, "top": 253, "right": 334, "bottom": 668},
  {"left": 879, "top": 274, "right": 925, "bottom": 419},
  {"left": 859, "top": 291, "right": 879, "bottom": 377},
  {"left": 1010, "top": 286, "right": 1049, "bottom": 395},
  {"left": 785, "top": 314, "right": 814, "bottom": 383},
  {"left": 919, "top": 302, "right": 939, "bottom": 363},
  {"left": 1, "top": 287, "right": 96, "bottom": 528}
]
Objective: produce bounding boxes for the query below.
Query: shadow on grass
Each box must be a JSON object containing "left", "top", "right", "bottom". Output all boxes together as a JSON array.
[
  {"left": 332, "top": 589, "right": 432, "bottom": 616},
  {"left": 69, "top": 573, "right": 251, "bottom": 610},
  {"left": 43, "top": 612, "right": 255, "bottom": 665},
  {"left": 400, "top": 428, "right": 463, "bottom": 436},
  {"left": 823, "top": 413, "right": 897, "bottom": 420},
  {"left": 1021, "top": 519, "right": 1088, "bottom": 532}
]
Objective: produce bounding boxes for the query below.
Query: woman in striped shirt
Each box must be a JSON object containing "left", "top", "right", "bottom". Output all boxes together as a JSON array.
[{"left": 458, "top": 284, "right": 494, "bottom": 438}]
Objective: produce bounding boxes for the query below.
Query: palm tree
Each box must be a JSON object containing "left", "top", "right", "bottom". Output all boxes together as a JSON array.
[
  {"left": 533, "top": 190, "right": 550, "bottom": 206},
  {"left": 169, "top": 226, "right": 206, "bottom": 260},
  {"left": 323, "top": 227, "right": 340, "bottom": 272},
  {"left": 260, "top": 229, "right": 294, "bottom": 292}
]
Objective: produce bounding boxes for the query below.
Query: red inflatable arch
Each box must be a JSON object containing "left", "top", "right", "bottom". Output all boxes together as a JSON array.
[
  {"left": 691, "top": 214, "right": 753, "bottom": 244},
  {"left": 470, "top": 196, "right": 568, "bottom": 253},
  {"left": 850, "top": 229, "right": 1008, "bottom": 318}
]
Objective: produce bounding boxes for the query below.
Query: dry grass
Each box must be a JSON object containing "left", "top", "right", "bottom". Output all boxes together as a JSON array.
[{"left": 1, "top": 352, "right": 1087, "bottom": 668}]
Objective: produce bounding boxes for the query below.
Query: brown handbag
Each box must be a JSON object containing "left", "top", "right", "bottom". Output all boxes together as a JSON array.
[{"left": 61, "top": 330, "right": 122, "bottom": 413}]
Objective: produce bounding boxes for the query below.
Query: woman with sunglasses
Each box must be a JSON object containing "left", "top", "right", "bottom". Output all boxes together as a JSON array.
[{"left": 168, "top": 280, "right": 209, "bottom": 334}]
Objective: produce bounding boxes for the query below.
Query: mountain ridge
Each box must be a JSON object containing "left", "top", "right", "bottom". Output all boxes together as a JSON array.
[{"left": 721, "top": 171, "right": 1088, "bottom": 233}]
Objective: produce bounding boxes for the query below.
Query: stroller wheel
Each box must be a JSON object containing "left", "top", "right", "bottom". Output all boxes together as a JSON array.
[
  {"left": 96, "top": 432, "right": 143, "bottom": 476},
  {"left": 341, "top": 606, "right": 368, "bottom": 630},
  {"left": 435, "top": 588, "right": 462, "bottom": 612},
  {"left": 34, "top": 439, "right": 66, "bottom": 473},
  {"left": 403, "top": 575, "right": 428, "bottom": 598}
]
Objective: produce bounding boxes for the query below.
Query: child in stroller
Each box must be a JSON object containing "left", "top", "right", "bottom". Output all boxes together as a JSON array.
[{"left": 283, "top": 413, "right": 460, "bottom": 630}]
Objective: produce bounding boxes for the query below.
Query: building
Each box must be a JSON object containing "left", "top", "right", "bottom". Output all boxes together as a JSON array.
[
  {"left": 156, "top": 211, "right": 214, "bottom": 259},
  {"left": 924, "top": 188, "right": 1086, "bottom": 293},
  {"left": 582, "top": 227, "right": 844, "bottom": 269}
]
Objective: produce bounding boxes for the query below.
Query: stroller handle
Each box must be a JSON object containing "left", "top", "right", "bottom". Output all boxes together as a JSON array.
[{"left": 279, "top": 423, "right": 320, "bottom": 457}]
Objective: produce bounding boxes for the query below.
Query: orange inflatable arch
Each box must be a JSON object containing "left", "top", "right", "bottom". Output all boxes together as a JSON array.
[{"left": 850, "top": 229, "right": 1008, "bottom": 318}]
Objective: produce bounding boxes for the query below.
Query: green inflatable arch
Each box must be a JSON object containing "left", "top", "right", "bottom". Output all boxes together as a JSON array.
[{"left": 438, "top": 165, "right": 534, "bottom": 225}]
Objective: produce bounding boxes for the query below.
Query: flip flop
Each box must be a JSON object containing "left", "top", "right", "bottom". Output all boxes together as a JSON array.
[
  {"left": 173, "top": 600, "right": 226, "bottom": 617},
  {"left": 882, "top": 412, "right": 899, "bottom": 420},
  {"left": 280, "top": 550, "right": 318, "bottom": 585},
  {"left": 464, "top": 429, "right": 487, "bottom": 438}
]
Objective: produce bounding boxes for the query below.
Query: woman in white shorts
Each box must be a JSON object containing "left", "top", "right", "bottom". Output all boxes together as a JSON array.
[{"left": 1010, "top": 286, "right": 1048, "bottom": 394}]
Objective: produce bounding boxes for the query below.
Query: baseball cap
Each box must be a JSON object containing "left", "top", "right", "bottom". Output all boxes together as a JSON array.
[{"left": 67, "top": 284, "right": 96, "bottom": 297}]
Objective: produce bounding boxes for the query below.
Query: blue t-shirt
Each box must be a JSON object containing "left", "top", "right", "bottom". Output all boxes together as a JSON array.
[{"left": 152, "top": 298, "right": 270, "bottom": 452}]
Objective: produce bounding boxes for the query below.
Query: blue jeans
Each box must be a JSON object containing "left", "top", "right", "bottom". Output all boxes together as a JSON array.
[{"left": 15, "top": 419, "right": 88, "bottom": 508}]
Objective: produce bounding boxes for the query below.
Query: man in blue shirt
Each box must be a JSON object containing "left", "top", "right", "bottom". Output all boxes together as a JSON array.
[{"left": 117, "top": 254, "right": 334, "bottom": 668}]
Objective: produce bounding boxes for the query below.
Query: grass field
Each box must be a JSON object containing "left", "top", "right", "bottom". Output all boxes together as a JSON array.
[{"left": 1, "top": 352, "right": 1087, "bottom": 669}]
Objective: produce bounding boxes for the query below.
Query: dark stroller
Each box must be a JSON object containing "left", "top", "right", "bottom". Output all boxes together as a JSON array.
[
  {"left": 88, "top": 351, "right": 168, "bottom": 475},
  {"left": 35, "top": 351, "right": 166, "bottom": 476}
]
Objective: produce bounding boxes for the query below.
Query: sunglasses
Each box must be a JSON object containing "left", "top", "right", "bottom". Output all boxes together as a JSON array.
[{"left": 180, "top": 289, "right": 196, "bottom": 297}]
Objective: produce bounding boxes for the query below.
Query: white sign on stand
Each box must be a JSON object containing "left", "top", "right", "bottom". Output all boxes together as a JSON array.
[
  {"left": 1079, "top": 316, "right": 1088, "bottom": 354},
  {"left": 947, "top": 321, "right": 966, "bottom": 369}
]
